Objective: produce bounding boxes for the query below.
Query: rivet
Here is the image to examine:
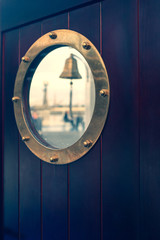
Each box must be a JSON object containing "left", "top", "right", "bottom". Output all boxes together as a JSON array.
[
  {"left": 49, "top": 32, "right": 57, "bottom": 39},
  {"left": 22, "top": 56, "right": 30, "bottom": 62},
  {"left": 83, "top": 140, "right": 93, "bottom": 148},
  {"left": 82, "top": 42, "right": 91, "bottom": 50},
  {"left": 100, "top": 89, "right": 109, "bottom": 97},
  {"left": 50, "top": 155, "right": 59, "bottom": 162},
  {"left": 22, "top": 136, "right": 30, "bottom": 142},
  {"left": 12, "top": 96, "right": 20, "bottom": 102}
]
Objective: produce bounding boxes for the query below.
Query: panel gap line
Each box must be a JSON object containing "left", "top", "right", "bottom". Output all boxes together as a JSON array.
[
  {"left": 1, "top": 32, "right": 5, "bottom": 240},
  {"left": 100, "top": 1, "right": 102, "bottom": 56},
  {"left": 100, "top": 135, "right": 103, "bottom": 240},
  {"left": 68, "top": 12, "right": 70, "bottom": 30},
  {"left": 67, "top": 12, "right": 70, "bottom": 240},
  {"left": 40, "top": 160, "right": 43, "bottom": 240},
  {"left": 18, "top": 28, "right": 21, "bottom": 240},
  {"left": 41, "top": 22, "right": 43, "bottom": 36},
  {"left": 40, "top": 22, "right": 43, "bottom": 240},
  {"left": 67, "top": 165, "right": 70, "bottom": 240},
  {"left": 137, "top": 0, "right": 141, "bottom": 239},
  {"left": 18, "top": 134, "right": 20, "bottom": 240},
  {"left": 100, "top": 3, "right": 103, "bottom": 240}
]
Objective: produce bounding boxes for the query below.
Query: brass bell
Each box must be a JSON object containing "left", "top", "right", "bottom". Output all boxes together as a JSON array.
[
  {"left": 59, "top": 53, "right": 82, "bottom": 118},
  {"left": 59, "top": 54, "right": 82, "bottom": 79}
]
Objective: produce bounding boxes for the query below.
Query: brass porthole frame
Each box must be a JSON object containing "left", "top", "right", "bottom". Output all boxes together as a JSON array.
[{"left": 12, "top": 29, "right": 110, "bottom": 165}]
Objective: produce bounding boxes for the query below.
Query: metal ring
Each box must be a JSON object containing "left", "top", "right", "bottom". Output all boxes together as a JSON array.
[{"left": 13, "top": 29, "right": 110, "bottom": 164}]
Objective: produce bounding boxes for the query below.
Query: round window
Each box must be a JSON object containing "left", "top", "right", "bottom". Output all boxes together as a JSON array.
[{"left": 12, "top": 29, "right": 110, "bottom": 164}]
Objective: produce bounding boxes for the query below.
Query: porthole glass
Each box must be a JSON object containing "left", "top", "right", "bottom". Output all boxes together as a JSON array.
[{"left": 29, "top": 46, "right": 95, "bottom": 149}]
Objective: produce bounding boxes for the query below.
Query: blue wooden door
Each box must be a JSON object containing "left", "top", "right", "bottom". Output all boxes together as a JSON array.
[{"left": 1, "top": 0, "right": 160, "bottom": 240}]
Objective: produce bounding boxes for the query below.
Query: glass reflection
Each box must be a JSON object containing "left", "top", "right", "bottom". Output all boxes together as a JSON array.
[{"left": 29, "top": 46, "right": 95, "bottom": 148}]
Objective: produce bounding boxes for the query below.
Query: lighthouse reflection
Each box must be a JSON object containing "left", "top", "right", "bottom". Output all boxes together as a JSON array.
[{"left": 29, "top": 46, "right": 95, "bottom": 149}]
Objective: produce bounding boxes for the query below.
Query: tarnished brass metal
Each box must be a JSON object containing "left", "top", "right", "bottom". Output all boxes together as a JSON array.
[
  {"left": 13, "top": 29, "right": 110, "bottom": 165},
  {"left": 82, "top": 42, "right": 91, "bottom": 50},
  {"left": 83, "top": 140, "right": 93, "bottom": 148},
  {"left": 49, "top": 32, "right": 57, "bottom": 39},
  {"left": 12, "top": 96, "right": 20, "bottom": 102},
  {"left": 21, "top": 56, "right": 30, "bottom": 62},
  {"left": 22, "top": 136, "right": 30, "bottom": 142},
  {"left": 100, "top": 89, "right": 109, "bottom": 97},
  {"left": 50, "top": 155, "right": 59, "bottom": 163},
  {"left": 60, "top": 54, "right": 82, "bottom": 79}
]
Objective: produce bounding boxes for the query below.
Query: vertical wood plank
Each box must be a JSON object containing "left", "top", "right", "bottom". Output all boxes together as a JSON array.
[
  {"left": 42, "top": 14, "right": 68, "bottom": 34},
  {"left": 3, "top": 29, "right": 19, "bottom": 240},
  {"left": 0, "top": 31, "right": 4, "bottom": 240},
  {"left": 19, "top": 23, "right": 41, "bottom": 240},
  {"left": 42, "top": 14, "right": 68, "bottom": 240},
  {"left": 140, "top": 0, "right": 160, "bottom": 239},
  {"left": 102, "top": 0, "right": 139, "bottom": 239},
  {"left": 69, "top": 4, "right": 101, "bottom": 240}
]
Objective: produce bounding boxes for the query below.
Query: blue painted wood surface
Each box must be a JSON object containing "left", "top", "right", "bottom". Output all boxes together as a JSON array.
[
  {"left": 1, "top": 0, "right": 96, "bottom": 31},
  {"left": 19, "top": 23, "right": 42, "bottom": 240},
  {"left": 3, "top": 30, "right": 19, "bottom": 240},
  {"left": 42, "top": 14, "right": 68, "bottom": 240},
  {"left": 2, "top": 1, "right": 160, "bottom": 240},
  {"left": 102, "top": 1, "right": 139, "bottom": 239},
  {"left": 69, "top": 3, "right": 101, "bottom": 240},
  {"left": 140, "top": 1, "right": 160, "bottom": 239}
]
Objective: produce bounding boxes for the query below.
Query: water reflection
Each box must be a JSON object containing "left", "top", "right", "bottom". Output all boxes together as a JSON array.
[{"left": 29, "top": 46, "right": 95, "bottom": 149}]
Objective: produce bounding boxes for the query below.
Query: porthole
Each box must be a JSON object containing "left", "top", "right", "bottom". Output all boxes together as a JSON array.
[{"left": 12, "top": 29, "right": 110, "bottom": 164}]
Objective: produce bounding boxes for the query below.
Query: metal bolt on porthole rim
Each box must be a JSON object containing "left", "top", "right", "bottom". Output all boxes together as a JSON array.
[
  {"left": 21, "top": 56, "right": 30, "bottom": 62},
  {"left": 83, "top": 140, "right": 93, "bottom": 148},
  {"left": 12, "top": 96, "right": 20, "bottom": 102},
  {"left": 22, "top": 136, "right": 30, "bottom": 142},
  {"left": 100, "top": 89, "right": 109, "bottom": 97},
  {"left": 49, "top": 32, "right": 57, "bottom": 39},
  {"left": 50, "top": 155, "right": 59, "bottom": 162},
  {"left": 82, "top": 42, "right": 91, "bottom": 50}
]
